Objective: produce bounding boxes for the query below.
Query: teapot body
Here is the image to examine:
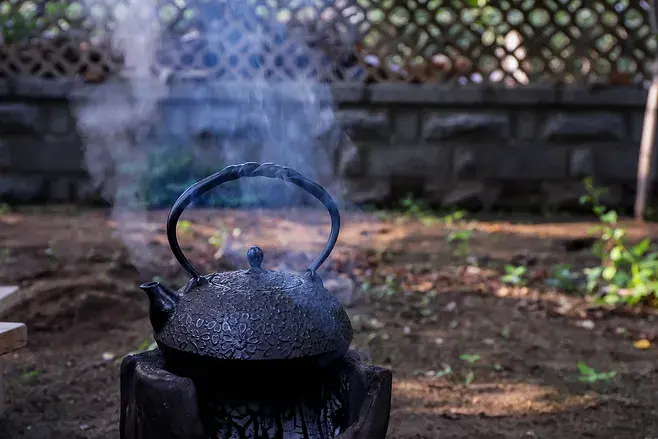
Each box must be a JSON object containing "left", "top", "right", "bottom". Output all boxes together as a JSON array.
[
  {"left": 155, "top": 269, "right": 353, "bottom": 370},
  {"left": 142, "top": 162, "right": 353, "bottom": 378}
]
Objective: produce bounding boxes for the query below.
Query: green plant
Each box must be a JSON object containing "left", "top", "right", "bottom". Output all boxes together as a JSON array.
[
  {"left": 576, "top": 361, "right": 616, "bottom": 383},
  {"left": 441, "top": 209, "right": 467, "bottom": 225},
  {"left": 580, "top": 177, "right": 658, "bottom": 307},
  {"left": 545, "top": 263, "right": 579, "bottom": 292},
  {"left": 501, "top": 264, "right": 527, "bottom": 286},
  {"left": 137, "top": 339, "right": 157, "bottom": 352},
  {"left": 177, "top": 220, "right": 192, "bottom": 234},
  {"left": 399, "top": 194, "right": 438, "bottom": 225},
  {"left": 459, "top": 353, "right": 481, "bottom": 385},
  {"left": 0, "top": 203, "right": 10, "bottom": 214},
  {"left": 447, "top": 229, "right": 473, "bottom": 257},
  {"left": 435, "top": 364, "right": 452, "bottom": 378}
]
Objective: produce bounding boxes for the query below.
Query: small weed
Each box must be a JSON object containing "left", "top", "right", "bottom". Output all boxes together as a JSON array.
[
  {"left": 21, "top": 369, "right": 40, "bottom": 379},
  {"left": 382, "top": 274, "right": 398, "bottom": 296},
  {"left": 447, "top": 229, "right": 473, "bottom": 257},
  {"left": 0, "top": 203, "right": 10, "bottom": 215},
  {"left": 435, "top": 364, "right": 453, "bottom": 378},
  {"left": 177, "top": 220, "right": 193, "bottom": 234},
  {"left": 500, "top": 325, "right": 511, "bottom": 340},
  {"left": 441, "top": 209, "right": 467, "bottom": 225},
  {"left": 580, "top": 177, "right": 658, "bottom": 307},
  {"left": 399, "top": 194, "right": 440, "bottom": 225},
  {"left": 501, "top": 264, "right": 527, "bottom": 286},
  {"left": 576, "top": 361, "right": 616, "bottom": 383},
  {"left": 459, "top": 353, "right": 481, "bottom": 364},
  {"left": 137, "top": 339, "right": 157, "bottom": 352},
  {"left": 361, "top": 275, "right": 398, "bottom": 299},
  {"left": 545, "top": 264, "right": 580, "bottom": 293},
  {"left": 460, "top": 353, "right": 481, "bottom": 385}
]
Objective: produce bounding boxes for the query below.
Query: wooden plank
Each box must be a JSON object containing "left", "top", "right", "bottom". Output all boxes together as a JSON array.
[
  {"left": 0, "top": 321, "right": 26, "bottom": 418},
  {"left": 0, "top": 359, "right": 4, "bottom": 417},
  {"left": 0, "top": 286, "right": 22, "bottom": 316},
  {"left": 0, "top": 322, "right": 27, "bottom": 357}
]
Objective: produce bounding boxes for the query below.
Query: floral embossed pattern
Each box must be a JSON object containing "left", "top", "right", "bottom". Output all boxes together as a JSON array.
[{"left": 156, "top": 269, "right": 353, "bottom": 361}]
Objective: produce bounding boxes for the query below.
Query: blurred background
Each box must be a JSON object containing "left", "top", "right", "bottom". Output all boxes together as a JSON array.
[{"left": 0, "top": 0, "right": 657, "bottom": 438}]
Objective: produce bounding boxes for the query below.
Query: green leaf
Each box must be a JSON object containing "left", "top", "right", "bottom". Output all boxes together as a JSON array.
[
  {"left": 601, "top": 211, "right": 618, "bottom": 224},
  {"left": 612, "top": 228, "right": 625, "bottom": 240},
  {"left": 609, "top": 246, "right": 622, "bottom": 261},
  {"left": 577, "top": 361, "right": 595, "bottom": 376},
  {"left": 602, "top": 266, "right": 617, "bottom": 281},
  {"left": 632, "top": 239, "right": 651, "bottom": 256},
  {"left": 578, "top": 374, "right": 598, "bottom": 383}
]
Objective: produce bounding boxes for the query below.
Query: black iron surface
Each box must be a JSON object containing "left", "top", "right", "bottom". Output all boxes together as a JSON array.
[
  {"left": 141, "top": 162, "right": 353, "bottom": 367},
  {"left": 120, "top": 349, "right": 392, "bottom": 439},
  {"left": 154, "top": 247, "right": 353, "bottom": 363}
]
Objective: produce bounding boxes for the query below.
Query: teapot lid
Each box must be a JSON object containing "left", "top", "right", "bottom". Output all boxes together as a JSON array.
[{"left": 154, "top": 162, "right": 353, "bottom": 363}]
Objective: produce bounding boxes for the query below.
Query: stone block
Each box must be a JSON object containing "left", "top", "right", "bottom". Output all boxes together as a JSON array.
[
  {"left": 331, "top": 83, "right": 366, "bottom": 103},
  {"left": 45, "top": 105, "right": 74, "bottom": 136},
  {"left": 336, "top": 110, "right": 390, "bottom": 142},
  {"left": 541, "top": 181, "right": 587, "bottom": 208},
  {"left": 542, "top": 112, "right": 625, "bottom": 142},
  {"left": 0, "top": 104, "right": 41, "bottom": 134},
  {"left": 452, "top": 147, "right": 476, "bottom": 179},
  {"left": 570, "top": 147, "right": 594, "bottom": 177},
  {"left": 12, "top": 76, "right": 81, "bottom": 98},
  {"left": 0, "top": 175, "right": 44, "bottom": 202},
  {"left": 365, "top": 144, "right": 451, "bottom": 178},
  {"left": 369, "top": 84, "right": 486, "bottom": 104},
  {"left": 630, "top": 111, "right": 646, "bottom": 143},
  {"left": 422, "top": 113, "right": 510, "bottom": 142},
  {"left": 488, "top": 86, "right": 559, "bottom": 105},
  {"left": 438, "top": 181, "right": 501, "bottom": 209},
  {"left": 515, "top": 111, "right": 541, "bottom": 140},
  {"left": 9, "top": 139, "right": 83, "bottom": 173},
  {"left": 462, "top": 145, "right": 568, "bottom": 180},
  {"left": 392, "top": 110, "right": 419, "bottom": 142},
  {"left": 0, "top": 141, "right": 10, "bottom": 168},
  {"left": 594, "top": 147, "right": 641, "bottom": 181},
  {"left": 48, "top": 178, "right": 73, "bottom": 201},
  {"left": 342, "top": 178, "right": 391, "bottom": 204},
  {"left": 559, "top": 86, "right": 646, "bottom": 106}
]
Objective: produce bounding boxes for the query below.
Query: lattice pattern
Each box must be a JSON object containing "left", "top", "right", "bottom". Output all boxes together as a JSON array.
[{"left": 0, "top": 0, "right": 656, "bottom": 84}]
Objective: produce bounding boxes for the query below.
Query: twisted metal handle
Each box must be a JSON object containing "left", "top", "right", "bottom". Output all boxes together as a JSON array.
[{"left": 166, "top": 162, "right": 341, "bottom": 280}]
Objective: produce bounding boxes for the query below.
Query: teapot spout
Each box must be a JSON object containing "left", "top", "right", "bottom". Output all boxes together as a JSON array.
[{"left": 140, "top": 281, "right": 179, "bottom": 334}]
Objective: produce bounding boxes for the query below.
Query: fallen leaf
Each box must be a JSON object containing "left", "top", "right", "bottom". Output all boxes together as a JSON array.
[
  {"left": 415, "top": 280, "right": 435, "bottom": 293},
  {"left": 634, "top": 339, "right": 652, "bottom": 350}
]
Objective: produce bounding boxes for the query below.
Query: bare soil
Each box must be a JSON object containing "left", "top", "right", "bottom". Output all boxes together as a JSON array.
[{"left": 0, "top": 207, "right": 657, "bottom": 439}]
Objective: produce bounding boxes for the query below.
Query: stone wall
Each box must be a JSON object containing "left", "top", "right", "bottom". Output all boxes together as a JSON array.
[{"left": 0, "top": 77, "right": 651, "bottom": 209}]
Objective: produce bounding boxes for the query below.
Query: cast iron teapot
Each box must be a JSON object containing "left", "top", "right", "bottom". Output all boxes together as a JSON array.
[{"left": 140, "top": 162, "right": 353, "bottom": 375}]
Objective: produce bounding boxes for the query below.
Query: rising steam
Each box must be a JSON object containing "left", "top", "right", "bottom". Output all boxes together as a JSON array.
[{"left": 73, "top": 0, "right": 354, "bottom": 276}]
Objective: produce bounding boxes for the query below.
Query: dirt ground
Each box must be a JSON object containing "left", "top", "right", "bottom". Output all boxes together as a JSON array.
[{"left": 0, "top": 206, "right": 657, "bottom": 439}]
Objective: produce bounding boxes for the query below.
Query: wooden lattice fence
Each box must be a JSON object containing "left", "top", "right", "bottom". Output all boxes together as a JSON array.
[{"left": 0, "top": 0, "right": 656, "bottom": 85}]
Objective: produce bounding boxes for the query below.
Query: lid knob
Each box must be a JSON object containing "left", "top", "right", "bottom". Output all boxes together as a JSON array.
[{"left": 247, "top": 246, "right": 264, "bottom": 269}]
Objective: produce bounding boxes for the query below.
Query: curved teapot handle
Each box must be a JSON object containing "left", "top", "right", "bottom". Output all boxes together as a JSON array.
[{"left": 166, "top": 162, "right": 340, "bottom": 280}]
